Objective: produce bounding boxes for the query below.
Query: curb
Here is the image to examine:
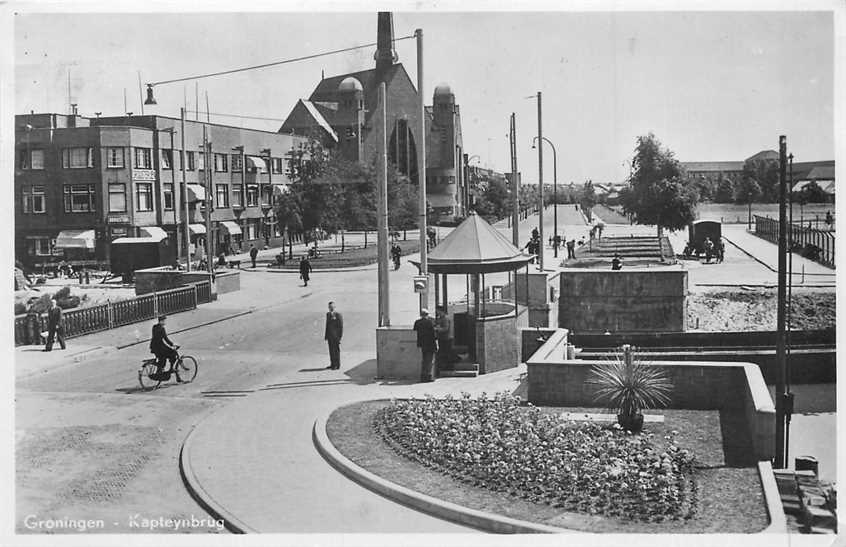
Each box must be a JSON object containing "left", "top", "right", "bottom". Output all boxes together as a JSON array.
[
  {"left": 179, "top": 408, "right": 256, "bottom": 534},
  {"left": 757, "top": 461, "right": 789, "bottom": 534},
  {"left": 312, "top": 409, "right": 576, "bottom": 534}
]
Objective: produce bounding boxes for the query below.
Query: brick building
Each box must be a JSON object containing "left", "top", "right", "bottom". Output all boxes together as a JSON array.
[
  {"left": 280, "top": 12, "right": 467, "bottom": 223},
  {"left": 15, "top": 112, "right": 307, "bottom": 269}
]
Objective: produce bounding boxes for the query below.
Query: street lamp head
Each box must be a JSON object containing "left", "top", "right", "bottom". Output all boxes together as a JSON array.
[{"left": 143, "top": 84, "right": 157, "bottom": 106}]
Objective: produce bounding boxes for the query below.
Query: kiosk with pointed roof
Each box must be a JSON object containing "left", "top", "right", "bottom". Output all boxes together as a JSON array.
[{"left": 405, "top": 212, "right": 533, "bottom": 375}]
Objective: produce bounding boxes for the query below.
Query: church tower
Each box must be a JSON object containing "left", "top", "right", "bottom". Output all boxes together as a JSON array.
[{"left": 374, "top": 12, "right": 398, "bottom": 75}]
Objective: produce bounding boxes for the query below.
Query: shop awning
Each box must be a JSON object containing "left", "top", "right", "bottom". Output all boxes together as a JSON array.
[
  {"left": 188, "top": 223, "right": 206, "bottom": 235},
  {"left": 220, "top": 221, "right": 242, "bottom": 235},
  {"left": 246, "top": 156, "right": 268, "bottom": 173},
  {"left": 55, "top": 229, "right": 96, "bottom": 250},
  {"left": 186, "top": 184, "right": 206, "bottom": 202},
  {"left": 139, "top": 226, "right": 168, "bottom": 241}
]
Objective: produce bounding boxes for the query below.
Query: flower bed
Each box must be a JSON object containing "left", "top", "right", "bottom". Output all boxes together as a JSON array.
[{"left": 374, "top": 392, "right": 697, "bottom": 523}]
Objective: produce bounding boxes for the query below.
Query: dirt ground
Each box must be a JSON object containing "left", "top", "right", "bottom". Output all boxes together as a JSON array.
[
  {"left": 687, "top": 287, "right": 835, "bottom": 331},
  {"left": 15, "top": 283, "right": 135, "bottom": 314}
]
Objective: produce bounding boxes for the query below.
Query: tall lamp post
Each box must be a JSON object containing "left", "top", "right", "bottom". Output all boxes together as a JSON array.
[
  {"left": 466, "top": 154, "right": 480, "bottom": 213},
  {"left": 532, "top": 136, "right": 557, "bottom": 257},
  {"left": 526, "top": 92, "right": 544, "bottom": 270}
]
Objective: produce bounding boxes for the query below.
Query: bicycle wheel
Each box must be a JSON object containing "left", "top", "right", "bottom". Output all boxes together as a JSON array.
[
  {"left": 176, "top": 355, "right": 198, "bottom": 383},
  {"left": 138, "top": 362, "right": 162, "bottom": 390}
]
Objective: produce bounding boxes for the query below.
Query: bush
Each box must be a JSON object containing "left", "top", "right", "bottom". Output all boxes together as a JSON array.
[
  {"left": 56, "top": 296, "right": 81, "bottom": 310},
  {"left": 28, "top": 294, "right": 53, "bottom": 314},
  {"left": 375, "top": 392, "right": 697, "bottom": 522},
  {"left": 53, "top": 286, "right": 71, "bottom": 300}
]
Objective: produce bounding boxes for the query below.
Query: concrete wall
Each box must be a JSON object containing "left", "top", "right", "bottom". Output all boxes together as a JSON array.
[
  {"left": 571, "top": 328, "right": 835, "bottom": 349},
  {"left": 521, "top": 328, "right": 559, "bottom": 363},
  {"left": 214, "top": 270, "right": 240, "bottom": 295},
  {"left": 376, "top": 327, "right": 420, "bottom": 380},
  {"left": 475, "top": 309, "right": 526, "bottom": 374},
  {"left": 134, "top": 267, "right": 236, "bottom": 298},
  {"left": 559, "top": 269, "right": 687, "bottom": 333},
  {"left": 504, "top": 271, "right": 554, "bottom": 328},
  {"left": 526, "top": 330, "right": 775, "bottom": 461}
]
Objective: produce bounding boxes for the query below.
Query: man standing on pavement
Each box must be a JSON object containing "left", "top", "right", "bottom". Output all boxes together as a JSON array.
[
  {"left": 413, "top": 309, "right": 438, "bottom": 382},
  {"left": 44, "top": 298, "right": 65, "bottom": 351},
  {"left": 566, "top": 238, "right": 576, "bottom": 259},
  {"left": 299, "top": 255, "right": 312, "bottom": 286},
  {"left": 249, "top": 244, "right": 259, "bottom": 269},
  {"left": 324, "top": 301, "right": 343, "bottom": 370},
  {"left": 434, "top": 307, "right": 456, "bottom": 370}
]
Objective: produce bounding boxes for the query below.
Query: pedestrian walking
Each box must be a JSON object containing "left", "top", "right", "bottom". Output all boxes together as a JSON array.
[
  {"left": 324, "top": 301, "right": 343, "bottom": 370},
  {"left": 703, "top": 237, "right": 714, "bottom": 264},
  {"left": 391, "top": 243, "right": 402, "bottom": 270},
  {"left": 716, "top": 238, "right": 725, "bottom": 263},
  {"left": 249, "top": 244, "right": 258, "bottom": 268},
  {"left": 299, "top": 256, "right": 312, "bottom": 286},
  {"left": 44, "top": 298, "right": 66, "bottom": 351},
  {"left": 566, "top": 239, "right": 576, "bottom": 259},
  {"left": 413, "top": 308, "right": 438, "bottom": 382}
]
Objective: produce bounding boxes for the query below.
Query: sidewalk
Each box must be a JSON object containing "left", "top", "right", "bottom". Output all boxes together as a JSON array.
[
  {"left": 721, "top": 225, "right": 835, "bottom": 278},
  {"left": 16, "top": 344, "right": 117, "bottom": 379},
  {"left": 180, "top": 357, "right": 527, "bottom": 533}
]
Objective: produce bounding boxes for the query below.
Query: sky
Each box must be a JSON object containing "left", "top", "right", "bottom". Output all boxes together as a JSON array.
[{"left": 13, "top": 8, "right": 836, "bottom": 184}]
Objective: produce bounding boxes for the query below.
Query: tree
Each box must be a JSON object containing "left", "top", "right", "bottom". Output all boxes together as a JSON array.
[
  {"left": 733, "top": 176, "right": 762, "bottom": 204},
  {"left": 742, "top": 158, "right": 779, "bottom": 202},
  {"left": 579, "top": 181, "right": 597, "bottom": 221},
  {"left": 799, "top": 181, "right": 829, "bottom": 204},
  {"left": 619, "top": 133, "right": 698, "bottom": 236},
  {"left": 713, "top": 175, "right": 735, "bottom": 203}
]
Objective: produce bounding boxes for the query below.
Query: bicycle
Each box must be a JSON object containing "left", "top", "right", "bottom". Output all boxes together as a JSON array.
[{"left": 138, "top": 348, "right": 198, "bottom": 390}]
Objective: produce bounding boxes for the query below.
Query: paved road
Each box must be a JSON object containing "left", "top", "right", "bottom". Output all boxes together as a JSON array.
[{"left": 15, "top": 258, "right": 452, "bottom": 534}]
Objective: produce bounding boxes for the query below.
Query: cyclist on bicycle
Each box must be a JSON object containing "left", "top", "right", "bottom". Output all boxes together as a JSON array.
[{"left": 150, "top": 315, "right": 182, "bottom": 382}]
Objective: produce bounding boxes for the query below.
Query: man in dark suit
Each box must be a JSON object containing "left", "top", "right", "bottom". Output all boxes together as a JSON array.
[
  {"left": 299, "top": 256, "right": 313, "bottom": 286},
  {"left": 249, "top": 244, "right": 259, "bottom": 268},
  {"left": 413, "top": 308, "right": 438, "bottom": 382},
  {"left": 324, "top": 301, "right": 343, "bottom": 370},
  {"left": 44, "top": 299, "right": 66, "bottom": 351},
  {"left": 150, "top": 315, "right": 181, "bottom": 381}
]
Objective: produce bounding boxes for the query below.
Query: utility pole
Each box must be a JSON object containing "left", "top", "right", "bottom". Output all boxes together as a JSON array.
[
  {"left": 775, "top": 135, "right": 788, "bottom": 469},
  {"left": 536, "top": 91, "right": 544, "bottom": 270},
  {"left": 203, "top": 125, "right": 214, "bottom": 274},
  {"left": 180, "top": 108, "right": 190, "bottom": 271},
  {"left": 416, "top": 28, "right": 428, "bottom": 312},
  {"left": 377, "top": 83, "right": 391, "bottom": 327},
  {"left": 510, "top": 113, "right": 519, "bottom": 247}
]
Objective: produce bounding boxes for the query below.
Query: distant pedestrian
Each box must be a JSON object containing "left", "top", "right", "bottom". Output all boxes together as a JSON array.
[
  {"left": 716, "top": 238, "right": 725, "bottom": 263},
  {"left": 391, "top": 243, "right": 402, "bottom": 270},
  {"left": 324, "top": 301, "right": 343, "bottom": 370},
  {"left": 249, "top": 244, "right": 258, "bottom": 268},
  {"left": 611, "top": 254, "right": 623, "bottom": 270},
  {"left": 413, "top": 309, "right": 438, "bottom": 382},
  {"left": 299, "top": 256, "right": 312, "bottom": 286},
  {"left": 44, "top": 298, "right": 66, "bottom": 351},
  {"left": 566, "top": 239, "right": 576, "bottom": 259}
]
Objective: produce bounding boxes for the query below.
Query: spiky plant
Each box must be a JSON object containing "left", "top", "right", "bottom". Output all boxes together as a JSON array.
[{"left": 587, "top": 345, "right": 673, "bottom": 431}]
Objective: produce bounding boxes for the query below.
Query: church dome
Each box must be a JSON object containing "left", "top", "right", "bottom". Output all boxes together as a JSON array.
[
  {"left": 434, "top": 83, "right": 453, "bottom": 97},
  {"left": 338, "top": 77, "right": 363, "bottom": 92}
]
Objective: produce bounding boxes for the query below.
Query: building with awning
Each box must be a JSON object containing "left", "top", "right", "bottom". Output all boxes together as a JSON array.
[
  {"left": 219, "top": 221, "right": 242, "bottom": 236},
  {"left": 139, "top": 226, "right": 168, "bottom": 241},
  {"left": 55, "top": 229, "right": 96, "bottom": 249},
  {"left": 186, "top": 184, "right": 206, "bottom": 202}
]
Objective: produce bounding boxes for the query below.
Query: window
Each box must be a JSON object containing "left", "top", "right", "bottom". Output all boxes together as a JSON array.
[
  {"left": 231, "top": 154, "right": 243, "bottom": 172},
  {"left": 20, "top": 149, "right": 45, "bottom": 170},
  {"left": 161, "top": 149, "right": 173, "bottom": 170},
  {"left": 246, "top": 184, "right": 259, "bottom": 207},
  {"left": 135, "top": 182, "right": 153, "bottom": 211},
  {"left": 106, "top": 147, "right": 125, "bottom": 168},
  {"left": 163, "top": 183, "right": 174, "bottom": 210},
  {"left": 214, "top": 153, "right": 228, "bottom": 172},
  {"left": 62, "top": 147, "right": 94, "bottom": 169},
  {"left": 26, "top": 237, "right": 53, "bottom": 256},
  {"left": 231, "top": 185, "right": 243, "bottom": 207},
  {"left": 63, "top": 184, "right": 96, "bottom": 213},
  {"left": 216, "top": 184, "right": 229, "bottom": 208},
  {"left": 108, "top": 183, "right": 126, "bottom": 212},
  {"left": 271, "top": 157, "right": 284, "bottom": 174},
  {"left": 186, "top": 151, "right": 195, "bottom": 171},
  {"left": 245, "top": 220, "right": 258, "bottom": 241},
  {"left": 134, "top": 147, "right": 152, "bottom": 169},
  {"left": 22, "top": 186, "right": 46, "bottom": 214},
  {"left": 273, "top": 222, "right": 282, "bottom": 237},
  {"left": 197, "top": 151, "right": 205, "bottom": 171}
]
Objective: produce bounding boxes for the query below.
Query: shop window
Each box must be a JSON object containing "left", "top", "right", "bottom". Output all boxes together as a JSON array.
[{"left": 246, "top": 221, "right": 258, "bottom": 240}]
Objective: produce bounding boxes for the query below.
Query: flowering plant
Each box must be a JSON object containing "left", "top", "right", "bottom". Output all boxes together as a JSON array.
[{"left": 374, "top": 392, "right": 696, "bottom": 522}]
